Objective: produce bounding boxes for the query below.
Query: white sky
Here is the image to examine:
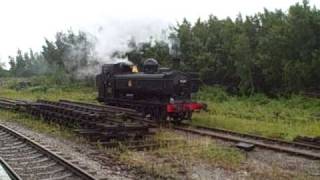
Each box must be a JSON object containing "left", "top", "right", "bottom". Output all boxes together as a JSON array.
[{"left": 0, "top": 0, "right": 319, "bottom": 66}]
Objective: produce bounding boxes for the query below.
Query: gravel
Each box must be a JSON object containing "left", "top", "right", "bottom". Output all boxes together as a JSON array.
[
  {"left": 0, "top": 121, "right": 135, "bottom": 180},
  {"left": 1, "top": 120, "right": 319, "bottom": 179},
  {"left": 175, "top": 129, "right": 320, "bottom": 179}
]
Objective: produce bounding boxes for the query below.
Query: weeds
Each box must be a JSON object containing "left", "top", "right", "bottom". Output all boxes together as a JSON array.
[
  {"left": 0, "top": 81, "right": 317, "bottom": 178},
  {"left": 0, "top": 110, "right": 76, "bottom": 140},
  {"left": 3, "top": 78, "right": 319, "bottom": 140},
  {"left": 0, "top": 79, "right": 97, "bottom": 102},
  {"left": 119, "top": 130, "right": 245, "bottom": 178},
  {"left": 194, "top": 87, "right": 320, "bottom": 140}
]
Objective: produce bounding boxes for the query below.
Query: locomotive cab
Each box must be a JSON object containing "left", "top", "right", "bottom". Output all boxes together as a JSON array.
[{"left": 97, "top": 62, "right": 133, "bottom": 101}]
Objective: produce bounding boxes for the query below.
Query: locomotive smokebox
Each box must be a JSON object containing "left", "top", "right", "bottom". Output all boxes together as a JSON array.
[{"left": 143, "top": 58, "right": 159, "bottom": 73}]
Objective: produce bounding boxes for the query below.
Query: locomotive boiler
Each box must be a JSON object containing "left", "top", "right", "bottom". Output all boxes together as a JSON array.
[{"left": 96, "top": 58, "right": 205, "bottom": 122}]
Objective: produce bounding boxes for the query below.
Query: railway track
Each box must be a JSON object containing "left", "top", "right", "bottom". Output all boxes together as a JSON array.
[
  {"left": 294, "top": 136, "right": 320, "bottom": 147},
  {"left": 175, "top": 123, "right": 320, "bottom": 160},
  {"left": 31, "top": 99, "right": 155, "bottom": 140},
  {"left": 2, "top": 97, "right": 320, "bottom": 160},
  {"left": 0, "top": 98, "right": 164, "bottom": 150},
  {"left": 0, "top": 157, "right": 21, "bottom": 180},
  {"left": 0, "top": 98, "right": 155, "bottom": 142},
  {"left": 0, "top": 124, "right": 97, "bottom": 180}
]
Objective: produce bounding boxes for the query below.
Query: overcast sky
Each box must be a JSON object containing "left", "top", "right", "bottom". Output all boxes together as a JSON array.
[{"left": 0, "top": 0, "right": 319, "bottom": 65}]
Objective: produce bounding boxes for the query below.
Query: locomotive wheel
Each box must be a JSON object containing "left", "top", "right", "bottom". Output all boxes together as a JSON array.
[{"left": 186, "top": 111, "right": 192, "bottom": 120}]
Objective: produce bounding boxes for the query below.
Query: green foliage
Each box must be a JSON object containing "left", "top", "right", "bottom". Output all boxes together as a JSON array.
[
  {"left": 42, "top": 30, "right": 96, "bottom": 77},
  {"left": 0, "top": 78, "right": 97, "bottom": 102},
  {"left": 0, "top": 63, "right": 9, "bottom": 77},
  {"left": 8, "top": 49, "right": 47, "bottom": 77},
  {"left": 7, "top": 30, "right": 97, "bottom": 84},
  {"left": 126, "top": 0, "right": 320, "bottom": 94},
  {"left": 193, "top": 87, "right": 320, "bottom": 140},
  {"left": 5, "top": 1, "right": 320, "bottom": 95},
  {"left": 125, "top": 38, "right": 171, "bottom": 69},
  {"left": 197, "top": 86, "right": 230, "bottom": 102}
]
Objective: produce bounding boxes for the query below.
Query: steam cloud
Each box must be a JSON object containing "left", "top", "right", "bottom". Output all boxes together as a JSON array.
[{"left": 75, "top": 18, "right": 171, "bottom": 78}]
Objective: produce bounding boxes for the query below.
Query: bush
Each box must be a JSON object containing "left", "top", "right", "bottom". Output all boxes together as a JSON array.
[
  {"left": 198, "top": 86, "right": 230, "bottom": 102},
  {"left": 245, "top": 93, "right": 270, "bottom": 105},
  {"left": 29, "top": 86, "right": 48, "bottom": 93}
]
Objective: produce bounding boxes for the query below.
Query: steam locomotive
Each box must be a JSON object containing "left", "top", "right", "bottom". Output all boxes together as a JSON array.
[{"left": 96, "top": 58, "right": 205, "bottom": 122}]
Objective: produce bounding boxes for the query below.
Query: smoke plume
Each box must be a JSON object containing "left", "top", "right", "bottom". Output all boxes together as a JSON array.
[{"left": 74, "top": 18, "right": 171, "bottom": 78}]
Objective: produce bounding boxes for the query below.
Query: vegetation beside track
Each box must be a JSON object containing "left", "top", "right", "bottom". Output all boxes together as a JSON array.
[
  {"left": 1, "top": 77, "right": 319, "bottom": 141},
  {"left": 0, "top": 109, "right": 78, "bottom": 140},
  {"left": 0, "top": 79, "right": 318, "bottom": 178},
  {"left": 119, "top": 130, "right": 245, "bottom": 178},
  {"left": 118, "top": 130, "right": 315, "bottom": 179},
  {"left": 0, "top": 77, "right": 96, "bottom": 102},
  {"left": 0, "top": 78, "right": 90, "bottom": 140},
  {"left": 193, "top": 86, "right": 320, "bottom": 140}
]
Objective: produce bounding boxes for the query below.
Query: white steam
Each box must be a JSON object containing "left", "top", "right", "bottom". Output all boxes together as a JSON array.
[
  {"left": 87, "top": 18, "right": 170, "bottom": 62},
  {"left": 74, "top": 18, "right": 172, "bottom": 78}
]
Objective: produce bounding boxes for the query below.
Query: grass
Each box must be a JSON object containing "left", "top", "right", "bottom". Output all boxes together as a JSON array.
[
  {"left": 118, "top": 130, "right": 317, "bottom": 179},
  {"left": 0, "top": 86, "right": 97, "bottom": 102},
  {"left": 0, "top": 109, "right": 77, "bottom": 140},
  {"left": 0, "top": 78, "right": 97, "bottom": 102},
  {"left": 0, "top": 78, "right": 318, "bottom": 178},
  {"left": 193, "top": 86, "right": 320, "bottom": 140},
  {"left": 151, "top": 131, "right": 244, "bottom": 169},
  {"left": 119, "top": 130, "right": 245, "bottom": 179},
  {"left": 1, "top": 77, "right": 319, "bottom": 140}
]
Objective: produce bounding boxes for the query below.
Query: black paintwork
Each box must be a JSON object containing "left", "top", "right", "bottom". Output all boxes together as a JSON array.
[{"left": 96, "top": 62, "right": 200, "bottom": 121}]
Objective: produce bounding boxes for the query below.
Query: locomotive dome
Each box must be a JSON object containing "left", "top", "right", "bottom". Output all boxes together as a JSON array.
[
  {"left": 143, "top": 58, "right": 159, "bottom": 73},
  {"left": 144, "top": 58, "right": 158, "bottom": 66}
]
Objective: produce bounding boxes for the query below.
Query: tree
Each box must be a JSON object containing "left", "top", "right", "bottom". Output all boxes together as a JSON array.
[
  {"left": 124, "top": 0, "right": 320, "bottom": 94},
  {"left": 41, "top": 30, "right": 95, "bottom": 78},
  {"left": 0, "top": 60, "right": 9, "bottom": 77}
]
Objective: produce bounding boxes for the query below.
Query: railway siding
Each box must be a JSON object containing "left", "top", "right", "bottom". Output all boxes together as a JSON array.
[
  {"left": 1, "top": 97, "right": 320, "bottom": 164},
  {"left": 0, "top": 124, "right": 97, "bottom": 180},
  {"left": 175, "top": 124, "right": 320, "bottom": 160},
  {"left": 0, "top": 98, "right": 155, "bottom": 143}
]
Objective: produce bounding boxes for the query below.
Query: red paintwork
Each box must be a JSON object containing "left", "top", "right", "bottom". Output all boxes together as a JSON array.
[{"left": 166, "top": 102, "right": 204, "bottom": 113}]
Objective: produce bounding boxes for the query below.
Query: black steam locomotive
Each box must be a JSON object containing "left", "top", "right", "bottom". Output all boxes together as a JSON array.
[{"left": 96, "top": 58, "right": 205, "bottom": 122}]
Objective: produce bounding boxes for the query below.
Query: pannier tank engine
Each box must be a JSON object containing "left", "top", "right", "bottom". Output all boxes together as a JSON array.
[{"left": 96, "top": 58, "right": 205, "bottom": 122}]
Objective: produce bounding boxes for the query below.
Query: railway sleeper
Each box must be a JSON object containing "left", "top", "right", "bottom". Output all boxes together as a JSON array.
[{"left": 2, "top": 98, "right": 154, "bottom": 142}]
